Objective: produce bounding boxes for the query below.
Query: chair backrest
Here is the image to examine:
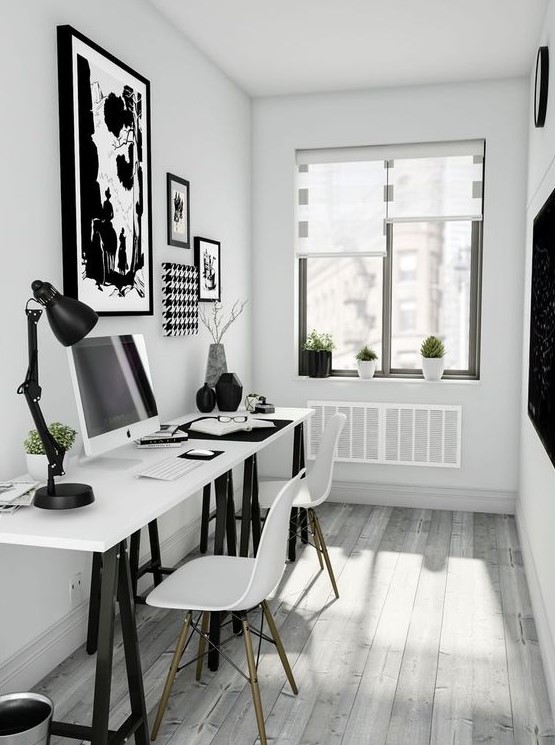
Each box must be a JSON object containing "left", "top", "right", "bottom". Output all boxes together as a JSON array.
[
  {"left": 305, "top": 413, "right": 346, "bottom": 505},
  {"left": 231, "top": 469, "right": 305, "bottom": 611}
]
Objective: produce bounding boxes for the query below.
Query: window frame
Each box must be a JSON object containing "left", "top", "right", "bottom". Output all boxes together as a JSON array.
[{"left": 298, "top": 216, "right": 483, "bottom": 380}]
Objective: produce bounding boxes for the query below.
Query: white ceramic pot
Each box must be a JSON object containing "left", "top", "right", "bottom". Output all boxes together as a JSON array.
[
  {"left": 357, "top": 360, "right": 376, "bottom": 379},
  {"left": 421, "top": 356, "right": 445, "bottom": 381},
  {"left": 26, "top": 453, "right": 49, "bottom": 481}
]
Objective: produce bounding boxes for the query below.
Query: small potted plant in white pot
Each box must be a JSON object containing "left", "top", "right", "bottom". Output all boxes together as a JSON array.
[
  {"left": 303, "top": 330, "right": 335, "bottom": 377},
  {"left": 420, "top": 336, "right": 446, "bottom": 381},
  {"left": 355, "top": 345, "right": 378, "bottom": 378},
  {"left": 24, "top": 422, "right": 77, "bottom": 481}
]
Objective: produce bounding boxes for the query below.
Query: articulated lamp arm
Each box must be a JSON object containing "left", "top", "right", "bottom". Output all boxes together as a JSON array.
[{"left": 17, "top": 304, "right": 65, "bottom": 495}]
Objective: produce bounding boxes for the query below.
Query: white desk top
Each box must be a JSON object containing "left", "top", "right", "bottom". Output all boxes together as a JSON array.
[{"left": 0, "top": 408, "right": 312, "bottom": 553}]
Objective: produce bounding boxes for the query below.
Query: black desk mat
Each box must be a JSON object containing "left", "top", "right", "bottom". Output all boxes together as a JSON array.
[{"left": 180, "top": 418, "right": 292, "bottom": 442}]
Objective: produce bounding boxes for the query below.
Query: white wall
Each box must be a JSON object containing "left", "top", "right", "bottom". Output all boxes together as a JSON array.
[
  {"left": 0, "top": 0, "right": 251, "bottom": 688},
  {"left": 518, "top": 0, "right": 555, "bottom": 712},
  {"left": 252, "top": 80, "right": 529, "bottom": 512}
]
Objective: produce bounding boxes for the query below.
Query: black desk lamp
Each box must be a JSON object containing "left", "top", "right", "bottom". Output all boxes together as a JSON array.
[{"left": 17, "top": 280, "right": 98, "bottom": 510}]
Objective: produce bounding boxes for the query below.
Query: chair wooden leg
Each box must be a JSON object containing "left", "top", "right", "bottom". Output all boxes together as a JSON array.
[
  {"left": 151, "top": 611, "right": 192, "bottom": 741},
  {"left": 261, "top": 601, "right": 298, "bottom": 695},
  {"left": 313, "top": 511, "right": 339, "bottom": 599},
  {"left": 241, "top": 617, "right": 267, "bottom": 745},
  {"left": 307, "top": 509, "right": 324, "bottom": 570},
  {"left": 195, "top": 611, "right": 210, "bottom": 681}
]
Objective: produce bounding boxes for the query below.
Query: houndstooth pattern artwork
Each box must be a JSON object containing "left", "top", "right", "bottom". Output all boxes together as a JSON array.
[{"left": 162, "top": 262, "right": 199, "bottom": 336}]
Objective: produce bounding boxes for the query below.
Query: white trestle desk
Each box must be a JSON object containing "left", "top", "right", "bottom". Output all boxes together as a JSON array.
[{"left": 0, "top": 408, "right": 312, "bottom": 745}]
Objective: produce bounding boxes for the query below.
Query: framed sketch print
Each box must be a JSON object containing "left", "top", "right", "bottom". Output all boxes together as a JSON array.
[
  {"left": 167, "top": 173, "right": 190, "bottom": 249},
  {"left": 194, "top": 236, "right": 221, "bottom": 302},
  {"left": 57, "top": 25, "right": 153, "bottom": 315}
]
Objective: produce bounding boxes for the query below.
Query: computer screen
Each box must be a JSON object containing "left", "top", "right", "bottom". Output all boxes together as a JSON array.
[{"left": 67, "top": 334, "right": 160, "bottom": 456}]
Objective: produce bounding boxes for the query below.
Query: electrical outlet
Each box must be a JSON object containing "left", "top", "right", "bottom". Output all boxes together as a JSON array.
[{"left": 69, "top": 572, "right": 83, "bottom": 608}]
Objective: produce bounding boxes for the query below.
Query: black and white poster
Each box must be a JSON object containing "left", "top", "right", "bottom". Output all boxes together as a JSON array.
[
  {"left": 194, "top": 237, "right": 221, "bottom": 302},
  {"left": 58, "top": 26, "right": 153, "bottom": 315},
  {"left": 167, "top": 173, "right": 190, "bottom": 249}
]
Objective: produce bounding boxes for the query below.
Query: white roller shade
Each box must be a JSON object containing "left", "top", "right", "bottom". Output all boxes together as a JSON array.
[{"left": 296, "top": 140, "right": 485, "bottom": 258}]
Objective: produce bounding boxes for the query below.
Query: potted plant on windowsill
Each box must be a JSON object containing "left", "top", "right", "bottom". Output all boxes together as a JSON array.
[
  {"left": 355, "top": 345, "right": 378, "bottom": 379},
  {"left": 420, "top": 336, "right": 445, "bottom": 381},
  {"left": 304, "top": 330, "right": 334, "bottom": 377},
  {"left": 24, "top": 422, "right": 77, "bottom": 481}
]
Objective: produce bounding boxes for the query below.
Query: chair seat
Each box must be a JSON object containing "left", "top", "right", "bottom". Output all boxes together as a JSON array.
[
  {"left": 146, "top": 555, "right": 256, "bottom": 611},
  {"left": 257, "top": 479, "right": 316, "bottom": 510}
]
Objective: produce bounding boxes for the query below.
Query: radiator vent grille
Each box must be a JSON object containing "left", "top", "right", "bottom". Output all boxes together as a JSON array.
[{"left": 307, "top": 400, "right": 461, "bottom": 468}]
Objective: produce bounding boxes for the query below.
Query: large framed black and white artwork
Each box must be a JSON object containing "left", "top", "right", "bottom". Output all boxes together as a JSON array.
[
  {"left": 528, "top": 185, "right": 555, "bottom": 467},
  {"left": 57, "top": 25, "right": 153, "bottom": 316},
  {"left": 167, "top": 173, "right": 190, "bottom": 249},
  {"left": 194, "top": 236, "right": 221, "bottom": 302}
]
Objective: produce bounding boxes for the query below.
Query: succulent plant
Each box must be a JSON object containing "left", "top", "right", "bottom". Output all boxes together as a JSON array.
[
  {"left": 355, "top": 345, "right": 378, "bottom": 361},
  {"left": 420, "top": 336, "right": 445, "bottom": 359},
  {"left": 24, "top": 422, "right": 77, "bottom": 455}
]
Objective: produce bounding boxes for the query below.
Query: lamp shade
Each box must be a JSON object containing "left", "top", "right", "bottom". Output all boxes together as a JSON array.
[{"left": 31, "top": 280, "right": 98, "bottom": 347}]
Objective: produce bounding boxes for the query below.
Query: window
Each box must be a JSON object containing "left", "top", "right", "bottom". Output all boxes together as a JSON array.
[{"left": 297, "top": 140, "right": 484, "bottom": 377}]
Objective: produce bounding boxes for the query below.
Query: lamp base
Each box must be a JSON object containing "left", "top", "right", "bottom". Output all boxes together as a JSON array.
[{"left": 34, "top": 483, "right": 95, "bottom": 510}]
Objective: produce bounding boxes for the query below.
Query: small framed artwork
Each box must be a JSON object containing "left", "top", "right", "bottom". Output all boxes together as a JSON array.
[
  {"left": 161, "top": 263, "right": 198, "bottom": 336},
  {"left": 194, "top": 237, "right": 221, "bottom": 302},
  {"left": 167, "top": 173, "right": 190, "bottom": 249},
  {"left": 57, "top": 25, "right": 153, "bottom": 315}
]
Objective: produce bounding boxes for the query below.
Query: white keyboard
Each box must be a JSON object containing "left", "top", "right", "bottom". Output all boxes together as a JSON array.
[{"left": 138, "top": 456, "right": 203, "bottom": 481}]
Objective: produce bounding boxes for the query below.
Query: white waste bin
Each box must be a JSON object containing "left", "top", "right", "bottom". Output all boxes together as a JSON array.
[{"left": 0, "top": 693, "right": 53, "bottom": 745}]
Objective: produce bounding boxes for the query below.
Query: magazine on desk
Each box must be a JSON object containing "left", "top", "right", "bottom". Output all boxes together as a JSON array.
[
  {"left": 0, "top": 481, "right": 39, "bottom": 510},
  {"left": 188, "top": 417, "right": 275, "bottom": 437}
]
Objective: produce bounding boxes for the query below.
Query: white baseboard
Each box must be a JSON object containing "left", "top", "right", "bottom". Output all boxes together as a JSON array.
[
  {"left": 330, "top": 480, "right": 516, "bottom": 514},
  {"left": 515, "top": 499, "right": 555, "bottom": 716},
  {"left": 0, "top": 602, "right": 89, "bottom": 694},
  {"left": 0, "top": 517, "right": 203, "bottom": 693}
]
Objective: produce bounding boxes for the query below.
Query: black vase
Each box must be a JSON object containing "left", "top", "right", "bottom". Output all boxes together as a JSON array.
[
  {"left": 306, "top": 350, "right": 332, "bottom": 377},
  {"left": 215, "top": 373, "right": 243, "bottom": 412},
  {"left": 196, "top": 383, "right": 216, "bottom": 413}
]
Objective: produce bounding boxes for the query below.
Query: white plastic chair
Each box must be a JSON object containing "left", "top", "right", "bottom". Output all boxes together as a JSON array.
[
  {"left": 146, "top": 470, "right": 304, "bottom": 745},
  {"left": 257, "top": 413, "right": 346, "bottom": 598}
]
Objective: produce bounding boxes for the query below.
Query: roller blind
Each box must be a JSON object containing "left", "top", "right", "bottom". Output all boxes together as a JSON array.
[{"left": 296, "top": 140, "right": 485, "bottom": 258}]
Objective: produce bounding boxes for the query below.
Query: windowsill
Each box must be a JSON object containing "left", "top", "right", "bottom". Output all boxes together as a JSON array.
[{"left": 295, "top": 376, "right": 481, "bottom": 385}]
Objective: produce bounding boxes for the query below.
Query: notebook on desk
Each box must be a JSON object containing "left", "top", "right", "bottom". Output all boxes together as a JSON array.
[{"left": 188, "top": 417, "right": 275, "bottom": 437}]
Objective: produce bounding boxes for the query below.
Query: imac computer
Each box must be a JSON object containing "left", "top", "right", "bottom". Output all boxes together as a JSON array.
[{"left": 67, "top": 334, "right": 160, "bottom": 458}]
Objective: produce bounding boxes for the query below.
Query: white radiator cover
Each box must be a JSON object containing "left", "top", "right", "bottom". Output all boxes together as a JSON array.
[{"left": 307, "top": 400, "right": 462, "bottom": 468}]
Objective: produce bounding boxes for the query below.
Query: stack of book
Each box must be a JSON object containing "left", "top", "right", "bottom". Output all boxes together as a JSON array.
[{"left": 135, "top": 428, "right": 189, "bottom": 448}]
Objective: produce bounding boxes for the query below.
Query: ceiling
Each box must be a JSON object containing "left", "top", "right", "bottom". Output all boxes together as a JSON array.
[{"left": 148, "top": 0, "right": 548, "bottom": 97}]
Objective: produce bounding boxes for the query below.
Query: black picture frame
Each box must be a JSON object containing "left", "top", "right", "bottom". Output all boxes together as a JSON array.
[
  {"left": 57, "top": 25, "right": 153, "bottom": 316},
  {"left": 194, "top": 237, "right": 221, "bottom": 302},
  {"left": 528, "top": 185, "right": 555, "bottom": 468},
  {"left": 167, "top": 173, "right": 190, "bottom": 249}
]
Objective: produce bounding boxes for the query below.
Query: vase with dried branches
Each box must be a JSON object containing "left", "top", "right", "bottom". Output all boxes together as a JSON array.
[{"left": 199, "top": 300, "right": 247, "bottom": 386}]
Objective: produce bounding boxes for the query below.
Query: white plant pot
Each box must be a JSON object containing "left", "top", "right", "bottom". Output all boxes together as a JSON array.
[
  {"left": 421, "top": 356, "right": 445, "bottom": 381},
  {"left": 26, "top": 453, "right": 49, "bottom": 481},
  {"left": 357, "top": 360, "right": 376, "bottom": 379}
]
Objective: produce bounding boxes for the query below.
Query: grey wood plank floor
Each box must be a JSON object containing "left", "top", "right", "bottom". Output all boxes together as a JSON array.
[{"left": 35, "top": 504, "right": 555, "bottom": 744}]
